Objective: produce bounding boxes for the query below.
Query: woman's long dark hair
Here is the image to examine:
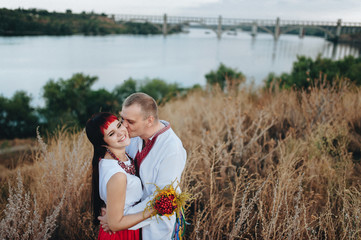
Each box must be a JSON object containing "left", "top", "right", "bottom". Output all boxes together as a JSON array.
[{"left": 85, "top": 112, "right": 118, "bottom": 226}]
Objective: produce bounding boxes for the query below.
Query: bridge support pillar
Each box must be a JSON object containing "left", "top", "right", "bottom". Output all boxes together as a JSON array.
[
  {"left": 163, "top": 14, "right": 167, "bottom": 36},
  {"left": 336, "top": 19, "right": 342, "bottom": 38},
  {"left": 217, "top": 15, "right": 222, "bottom": 39},
  {"left": 274, "top": 17, "right": 280, "bottom": 40},
  {"left": 251, "top": 21, "right": 257, "bottom": 37},
  {"left": 299, "top": 27, "right": 304, "bottom": 38}
]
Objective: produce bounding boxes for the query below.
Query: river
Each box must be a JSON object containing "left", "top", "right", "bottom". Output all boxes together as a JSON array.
[{"left": 0, "top": 28, "right": 360, "bottom": 106}]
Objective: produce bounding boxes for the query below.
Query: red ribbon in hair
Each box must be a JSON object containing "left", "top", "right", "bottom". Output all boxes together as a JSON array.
[{"left": 100, "top": 115, "right": 118, "bottom": 135}]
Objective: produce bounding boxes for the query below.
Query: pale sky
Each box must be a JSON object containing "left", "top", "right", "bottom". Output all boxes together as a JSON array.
[{"left": 1, "top": 0, "right": 361, "bottom": 22}]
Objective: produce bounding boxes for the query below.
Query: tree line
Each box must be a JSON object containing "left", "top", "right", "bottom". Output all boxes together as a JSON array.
[
  {"left": 1, "top": 55, "right": 360, "bottom": 139},
  {"left": 0, "top": 75, "right": 199, "bottom": 139},
  {"left": 0, "top": 8, "right": 181, "bottom": 36},
  {"left": 265, "top": 55, "right": 361, "bottom": 89}
]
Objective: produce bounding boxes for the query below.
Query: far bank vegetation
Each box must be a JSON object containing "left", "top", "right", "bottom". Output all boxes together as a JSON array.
[{"left": 0, "top": 8, "right": 182, "bottom": 36}]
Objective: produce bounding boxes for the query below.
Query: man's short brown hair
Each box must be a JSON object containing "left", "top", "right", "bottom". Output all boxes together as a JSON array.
[{"left": 123, "top": 92, "right": 158, "bottom": 120}]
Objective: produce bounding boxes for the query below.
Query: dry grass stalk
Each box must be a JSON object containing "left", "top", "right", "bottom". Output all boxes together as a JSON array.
[{"left": 0, "top": 171, "right": 64, "bottom": 240}]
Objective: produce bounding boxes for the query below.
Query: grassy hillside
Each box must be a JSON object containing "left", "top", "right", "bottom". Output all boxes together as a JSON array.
[
  {"left": 0, "top": 8, "right": 181, "bottom": 36},
  {"left": 1, "top": 82, "right": 361, "bottom": 239}
]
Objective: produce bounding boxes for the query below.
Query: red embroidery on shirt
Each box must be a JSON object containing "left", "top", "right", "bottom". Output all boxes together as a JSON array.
[{"left": 134, "top": 124, "right": 171, "bottom": 176}]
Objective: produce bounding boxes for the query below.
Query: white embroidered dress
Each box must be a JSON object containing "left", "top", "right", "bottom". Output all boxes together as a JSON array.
[{"left": 99, "top": 158, "right": 143, "bottom": 209}]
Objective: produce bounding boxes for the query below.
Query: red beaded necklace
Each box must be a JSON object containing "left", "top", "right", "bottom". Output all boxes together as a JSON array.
[{"left": 106, "top": 148, "right": 136, "bottom": 175}]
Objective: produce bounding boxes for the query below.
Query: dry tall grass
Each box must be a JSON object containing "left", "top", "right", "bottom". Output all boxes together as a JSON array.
[
  {"left": 0, "top": 129, "right": 95, "bottom": 239},
  {"left": 1, "top": 82, "right": 361, "bottom": 239}
]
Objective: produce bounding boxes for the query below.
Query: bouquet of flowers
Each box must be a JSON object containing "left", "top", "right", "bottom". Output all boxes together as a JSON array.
[{"left": 145, "top": 180, "right": 191, "bottom": 239}]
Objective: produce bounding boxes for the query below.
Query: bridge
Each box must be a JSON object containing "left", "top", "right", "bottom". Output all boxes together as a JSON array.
[{"left": 110, "top": 14, "right": 361, "bottom": 41}]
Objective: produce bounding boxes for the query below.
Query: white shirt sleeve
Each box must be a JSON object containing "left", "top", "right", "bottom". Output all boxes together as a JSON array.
[{"left": 127, "top": 150, "right": 186, "bottom": 230}]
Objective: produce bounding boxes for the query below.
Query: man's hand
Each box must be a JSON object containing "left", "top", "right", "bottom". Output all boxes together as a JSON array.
[{"left": 98, "top": 207, "right": 114, "bottom": 234}]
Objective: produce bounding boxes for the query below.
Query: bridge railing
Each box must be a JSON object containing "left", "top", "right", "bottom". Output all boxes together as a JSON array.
[
  {"left": 112, "top": 14, "right": 276, "bottom": 26},
  {"left": 112, "top": 14, "right": 361, "bottom": 27},
  {"left": 113, "top": 14, "right": 164, "bottom": 24},
  {"left": 111, "top": 14, "right": 361, "bottom": 40}
]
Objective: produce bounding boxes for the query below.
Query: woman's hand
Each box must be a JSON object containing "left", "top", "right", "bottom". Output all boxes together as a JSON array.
[
  {"left": 98, "top": 207, "right": 114, "bottom": 234},
  {"left": 143, "top": 208, "right": 155, "bottom": 219}
]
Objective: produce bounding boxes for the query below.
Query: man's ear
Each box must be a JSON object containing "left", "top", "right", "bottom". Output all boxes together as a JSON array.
[{"left": 147, "top": 115, "right": 154, "bottom": 127}]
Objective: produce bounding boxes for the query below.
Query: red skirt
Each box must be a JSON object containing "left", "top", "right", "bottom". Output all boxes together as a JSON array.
[{"left": 98, "top": 226, "right": 140, "bottom": 240}]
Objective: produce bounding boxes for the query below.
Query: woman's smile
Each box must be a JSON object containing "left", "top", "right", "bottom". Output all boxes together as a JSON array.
[{"left": 118, "top": 134, "right": 126, "bottom": 142}]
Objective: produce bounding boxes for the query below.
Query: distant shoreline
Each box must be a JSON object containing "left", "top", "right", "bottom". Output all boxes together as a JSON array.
[{"left": 0, "top": 8, "right": 182, "bottom": 36}]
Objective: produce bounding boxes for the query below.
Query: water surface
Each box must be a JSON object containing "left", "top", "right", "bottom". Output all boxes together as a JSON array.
[{"left": 0, "top": 28, "right": 359, "bottom": 106}]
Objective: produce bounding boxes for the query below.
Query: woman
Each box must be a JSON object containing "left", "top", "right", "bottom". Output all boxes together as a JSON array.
[{"left": 85, "top": 112, "right": 151, "bottom": 240}]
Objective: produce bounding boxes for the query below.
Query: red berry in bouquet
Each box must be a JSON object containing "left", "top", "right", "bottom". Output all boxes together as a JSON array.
[{"left": 145, "top": 180, "right": 191, "bottom": 220}]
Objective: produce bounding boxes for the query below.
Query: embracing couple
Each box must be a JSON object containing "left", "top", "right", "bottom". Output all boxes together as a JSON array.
[{"left": 85, "top": 92, "right": 187, "bottom": 240}]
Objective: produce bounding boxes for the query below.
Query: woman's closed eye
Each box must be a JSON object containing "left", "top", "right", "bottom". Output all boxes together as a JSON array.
[{"left": 108, "top": 123, "right": 121, "bottom": 136}]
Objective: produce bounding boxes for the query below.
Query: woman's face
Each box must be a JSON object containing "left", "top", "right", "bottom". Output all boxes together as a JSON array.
[{"left": 102, "top": 119, "right": 130, "bottom": 149}]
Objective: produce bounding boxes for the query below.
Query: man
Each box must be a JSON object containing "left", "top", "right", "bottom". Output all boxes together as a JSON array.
[{"left": 100, "top": 92, "right": 187, "bottom": 239}]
